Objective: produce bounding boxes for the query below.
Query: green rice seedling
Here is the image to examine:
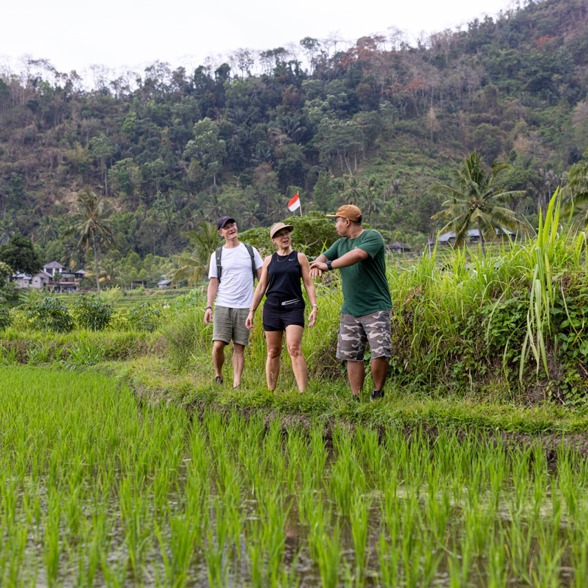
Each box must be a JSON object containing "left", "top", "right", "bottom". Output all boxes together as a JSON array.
[
  {"left": 312, "top": 518, "right": 342, "bottom": 588},
  {"left": 297, "top": 471, "right": 317, "bottom": 527},
  {"left": 284, "top": 428, "right": 308, "bottom": 493},
  {"left": 510, "top": 446, "right": 532, "bottom": 516},
  {"left": 64, "top": 484, "right": 84, "bottom": 540},
  {"left": 530, "top": 517, "right": 563, "bottom": 587},
  {"left": 422, "top": 466, "right": 451, "bottom": 547},
  {"left": 376, "top": 532, "right": 400, "bottom": 588},
  {"left": 530, "top": 445, "right": 549, "bottom": 522},
  {"left": 463, "top": 499, "right": 493, "bottom": 558},
  {"left": 557, "top": 449, "right": 579, "bottom": 520},
  {"left": 188, "top": 423, "right": 212, "bottom": 487},
  {"left": 487, "top": 529, "right": 508, "bottom": 588},
  {"left": 381, "top": 482, "right": 400, "bottom": 532},
  {"left": 350, "top": 491, "right": 371, "bottom": 584},
  {"left": 488, "top": 439, "right": 507, "bottom": 511},
  {"left": 310, "top": 425, "right": 328, "bottom": 486},
  {"left": 570, "top": 531, "right": 588, "bottom": 588},
  {"left": 118, "top": 476, "right": 150, "bottom": 583},
  {"left": 42, "top": 492, "right": 62, "bottom": 588},
  {"left": 354, "top": 426, "right": 384, "bottom": 488},
  {"left": 447, "top": 534, "right": 473, "bottom": 587},
  {"left": 400, "top": 493, "right": 425, "bottom": 588},
  {"left": 246, "top": 529, "right": 265, "bottom": 588},
  {"left": 99, "top": 554, "right": 127, "bottom": 588},
  {"left": 504, "top": 513, "right": 534, "bottom": 583},
  {"left": 262, "top": 418, "right": 287, "bottom": 487},
  {"left": 329, "top": 426, "right": 366, "bottom": 518},
  {"left": 205, "top": 497, "right": 231, "bottom": 588},
  {"left": 329, "top": 458, "right": 355, "bottom": 518},
  {"left": 80, "top": 506, "right": 109, "bottom": 588},
  {"left": 157, "top": 515, "right": 199, "bottom": 588},
  {"left": 1, "top": 524, "right": 29, "bottom": 587},
  {"left": 258, "top": 486, "right": 291, "bottom": 585}
]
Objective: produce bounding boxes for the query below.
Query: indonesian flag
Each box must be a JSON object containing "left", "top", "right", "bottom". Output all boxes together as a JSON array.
[{"left": 287, "top": 193, "right": 301, "bottom": 212}]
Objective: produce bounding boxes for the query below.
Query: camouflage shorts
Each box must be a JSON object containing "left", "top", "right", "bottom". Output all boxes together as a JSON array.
[{"left": 336, "top": 310, "right": 392, "bottom": 361}]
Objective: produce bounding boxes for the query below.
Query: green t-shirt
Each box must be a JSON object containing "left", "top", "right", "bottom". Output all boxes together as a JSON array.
[{"left": 323, "top": 229, "right": 392, "bottom": 317}]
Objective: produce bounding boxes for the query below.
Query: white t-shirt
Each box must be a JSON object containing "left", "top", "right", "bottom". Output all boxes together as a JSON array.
[{"left": 208, "top": 243, "right": 263, "bottom": 308}]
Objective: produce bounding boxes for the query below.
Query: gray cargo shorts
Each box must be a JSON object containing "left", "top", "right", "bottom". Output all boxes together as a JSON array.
[
  {"left": 213, "top": 306, "right": 251, "bottom": 346},
  {"left": 336, "top": 310, "right": 392, "bottom": 361}
]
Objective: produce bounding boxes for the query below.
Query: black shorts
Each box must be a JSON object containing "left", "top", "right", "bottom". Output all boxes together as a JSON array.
[{"left": 263, "top": 302, "right": 305, "bottom": 332}]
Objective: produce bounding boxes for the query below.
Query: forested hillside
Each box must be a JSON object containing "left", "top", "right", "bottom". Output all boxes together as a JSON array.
[{"left": 0, "top": 0, "right": 586, "bottom": 269}]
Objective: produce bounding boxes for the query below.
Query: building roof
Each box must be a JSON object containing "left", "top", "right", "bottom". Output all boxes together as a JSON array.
[
  {"left": 43, "top": 261, "right": 65, "bottom": 269},
  {"left": 438, "top": 228, "right": 515, "bottom": 242},
  {"left": 389, "top": 242, "right": 411, "bottom": 250}
]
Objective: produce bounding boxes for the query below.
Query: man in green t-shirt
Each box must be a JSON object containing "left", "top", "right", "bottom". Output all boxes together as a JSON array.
[{"left": 310, "top": 205, "right": 392, "bottom": 401}]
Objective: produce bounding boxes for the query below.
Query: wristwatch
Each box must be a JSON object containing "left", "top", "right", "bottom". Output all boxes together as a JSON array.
[{"left": 326, "top": 260, "right": 333, "bottom": 271}]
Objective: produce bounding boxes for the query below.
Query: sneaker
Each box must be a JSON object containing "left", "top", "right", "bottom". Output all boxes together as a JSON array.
[
  {"left": 214, "top": 376, "right": 223, "bottom": 385},
  {"left": 370, "top": 389, "right": 384, "bottom": 401}
]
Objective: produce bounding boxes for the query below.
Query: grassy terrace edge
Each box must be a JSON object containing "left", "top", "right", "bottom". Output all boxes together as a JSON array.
[{"left": 111, "top": 357, "right": 588, "bottom": 450}]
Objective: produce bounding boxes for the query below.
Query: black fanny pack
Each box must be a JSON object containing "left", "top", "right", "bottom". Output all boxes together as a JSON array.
[{"left": 266, "top": 296, "right": 303, "bottom": 310}]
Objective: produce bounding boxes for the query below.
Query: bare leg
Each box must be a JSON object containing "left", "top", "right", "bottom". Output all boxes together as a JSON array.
[
  {"left": 285, "top": 325, "right": 307, "bottom": 392},
  {"left": 265, "top": 331, "right": 283, "bottom": 391},
  {"left": 212, "top": 340, "right": 226, "bottom": 380},
  {"left": 347, "top": 360, "right": 365, "bottom": 397},
  {"left": 371, "top": 356, "right": 389, "bottom": 391},
  {"left": 232, "top": 343, "right": 245, "bottom": 388}
]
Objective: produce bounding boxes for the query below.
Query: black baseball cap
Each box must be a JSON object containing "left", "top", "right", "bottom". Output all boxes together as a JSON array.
[{"left": 217, "top": 215, "right": 236, "bottom": 230}]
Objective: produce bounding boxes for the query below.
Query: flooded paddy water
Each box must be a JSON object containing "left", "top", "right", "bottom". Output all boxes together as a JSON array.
[{"left": 1, "top": 366, "right": 587, "bottom": 586}]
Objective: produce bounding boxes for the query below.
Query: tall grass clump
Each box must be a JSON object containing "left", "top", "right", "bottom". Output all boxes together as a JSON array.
[{"left": 384, "top": 190, "right": 588, "bottom": 402}]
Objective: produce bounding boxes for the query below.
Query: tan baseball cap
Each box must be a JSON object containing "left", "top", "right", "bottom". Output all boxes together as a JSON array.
[{"left": 326, "top": 204, "right": 363, "bottom": 222}]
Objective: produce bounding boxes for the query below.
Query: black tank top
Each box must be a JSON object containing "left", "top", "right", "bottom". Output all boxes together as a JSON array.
[{"left": 265, "top": 251, "right": 304, "bottom": 309}]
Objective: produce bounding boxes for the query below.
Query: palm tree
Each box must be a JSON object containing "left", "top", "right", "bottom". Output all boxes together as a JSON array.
[
  {"left": 74, "top": 190, "right": 114, "bottom": 292},
  {"left": 432, "top": 151, "right": 531, "bottom": 255},
  {"left": 171, "top": 222, "right": 219, "bottom": 286}
]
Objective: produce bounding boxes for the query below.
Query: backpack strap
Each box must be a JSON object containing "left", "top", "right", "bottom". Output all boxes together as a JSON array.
[
  {"left": 215, "top": 246, "right": 223, "bottom": 283},
  {"left": 215, "top": 243, "right": 256, "bottom": 284},
  {"left": 244, "top": 243, "right": 257, "bottom": 282}
]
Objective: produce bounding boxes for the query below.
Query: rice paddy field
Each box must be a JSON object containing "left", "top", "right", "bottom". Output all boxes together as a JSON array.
[{"left": 2, "top": 366, "right": 588, "bottom": 587}]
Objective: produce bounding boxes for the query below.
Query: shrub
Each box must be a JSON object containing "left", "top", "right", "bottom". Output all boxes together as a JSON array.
[
  {"left": 126, "top": 302, "right": 163, "bottom": 332},
  {"left": 73, "top": 295, "right": 113, "bottom": 331},
  {"left": 0, "top": 300, "right": 10, "bottom": 330},
  {"left": 27, "top": 296, "right": 73, "bottom": 333}
]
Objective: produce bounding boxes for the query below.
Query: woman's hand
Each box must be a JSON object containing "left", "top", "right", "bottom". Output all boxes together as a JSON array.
[
  {"left": 308, "top": 306, "right": 318, "bottom": 327},
  {"left": 245, "top": 310, "right": 255, "bottom": 329}
]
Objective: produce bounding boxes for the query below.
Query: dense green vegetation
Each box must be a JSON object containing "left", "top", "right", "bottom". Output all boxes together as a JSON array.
[
  {"left": 0, "top": 0, "right": 587, "bottom": 277},
  {"left": 1, "top": 194, "right": 586, "bottom": 404}
]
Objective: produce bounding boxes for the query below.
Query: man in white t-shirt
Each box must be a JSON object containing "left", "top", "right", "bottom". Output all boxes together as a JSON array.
[{"left": 204, "top": 215, "right": 263, "bottom": 388}]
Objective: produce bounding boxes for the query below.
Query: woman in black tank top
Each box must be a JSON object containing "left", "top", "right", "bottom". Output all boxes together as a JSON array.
[{"left": 246, "top": 222, "right": 318, "bottom": 392}]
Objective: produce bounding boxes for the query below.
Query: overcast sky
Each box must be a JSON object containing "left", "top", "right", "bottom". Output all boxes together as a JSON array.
[{"left": 2, "top": 0, "right": 516, "bottom": 76}]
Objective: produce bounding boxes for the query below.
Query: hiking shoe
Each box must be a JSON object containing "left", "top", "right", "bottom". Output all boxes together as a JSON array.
[
  {"left": 214, "top": 376, "right": 223, "bottom": 385},
  {"left": 370, "top": 389, "right": 384, "bottom": 401}
]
